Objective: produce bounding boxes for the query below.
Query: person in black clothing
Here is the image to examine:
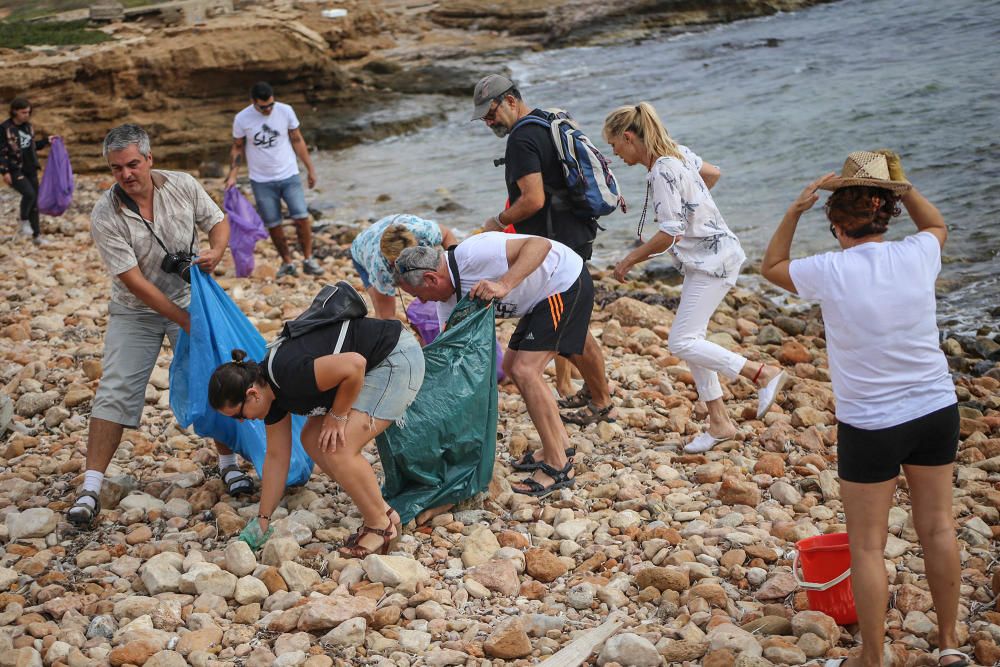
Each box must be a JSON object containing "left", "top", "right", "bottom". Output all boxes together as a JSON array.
[
  {"left": 471, "top": 74, "right": 614, "bottom": 427},
  {"left": 0, "top": 98, "right": 57, "bottom": 245},
  {"left": 208, "top": 319, "right": 425, "bottom": 558}
]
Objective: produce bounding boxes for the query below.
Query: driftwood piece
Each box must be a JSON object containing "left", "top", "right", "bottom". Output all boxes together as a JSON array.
[{"left": 536, "top": 612, "right": 626, "bottom": 667}]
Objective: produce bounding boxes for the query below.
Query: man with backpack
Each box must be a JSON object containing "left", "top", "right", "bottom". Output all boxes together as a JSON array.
[{"left": 471, "top": 74, "right": 616, "bottom": 427}]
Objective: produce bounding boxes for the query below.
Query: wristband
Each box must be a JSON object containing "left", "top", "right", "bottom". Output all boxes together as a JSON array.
[{"left": 327, "top": 412, "right": 348, "bottom": 423}]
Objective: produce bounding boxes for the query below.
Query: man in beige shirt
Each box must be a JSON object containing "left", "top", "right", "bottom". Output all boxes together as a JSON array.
[{"left": 68, "top": 124, "right": 245, "bottom": 526}]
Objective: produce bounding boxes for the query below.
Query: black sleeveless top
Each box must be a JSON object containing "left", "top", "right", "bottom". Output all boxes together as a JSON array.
[{"left": 262, "top": 318, "right": 402, "bottom": 424}]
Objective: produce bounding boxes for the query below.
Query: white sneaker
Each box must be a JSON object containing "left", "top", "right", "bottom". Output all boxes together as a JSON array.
[
  {"left": 18, "top": 221, "right": 32, "bottom": 236},
  {"left": 32, "top": 236, "right": 50, "bottom": 246}
]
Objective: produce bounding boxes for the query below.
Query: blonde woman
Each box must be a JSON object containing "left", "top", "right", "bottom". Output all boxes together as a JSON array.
[
  {"left": 350, "top": 214, "right": 457, "bottom": 319},
  {"left": 603, "top": 102, "right": 786, "bottom": 453}
]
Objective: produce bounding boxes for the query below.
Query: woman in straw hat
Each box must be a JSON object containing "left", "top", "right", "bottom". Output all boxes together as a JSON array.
[
  {"left": 761, "top": 151, "right": 966, "bottom": 667},
  {"left": 603, "top": 102, "right": 787, "bottom": 454}
]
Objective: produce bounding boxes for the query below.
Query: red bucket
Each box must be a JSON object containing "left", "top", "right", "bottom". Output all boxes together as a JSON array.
[{"left": 793, "top": 532, "right": 857, "bottom": 625}]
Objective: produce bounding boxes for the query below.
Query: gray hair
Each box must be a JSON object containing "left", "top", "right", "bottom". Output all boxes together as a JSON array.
[
  {"left": 395, "top": 246, "right": 443, "bottom": 287},
  {"left": 102, "top": 123, "right": 151, "bottom": 158}
]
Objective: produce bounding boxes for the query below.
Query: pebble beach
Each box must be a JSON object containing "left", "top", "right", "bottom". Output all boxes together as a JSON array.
[{"left": 1, "top": 176, "right": 999, "bottom": 667}]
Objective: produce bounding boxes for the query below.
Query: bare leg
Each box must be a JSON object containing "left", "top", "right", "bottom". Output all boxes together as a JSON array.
[
  {"left": 213, "top": 440, "right": 233, "bottom": 455},
  {"left": 902, "top": 463, "right": 962, "bottom": 663},
  {"left": 566, "top": 332, "right": 611, "bottom": 408},
  {"left": 705, "top": 397, "right": 737, "bottom": 439},
  {"left": 415, "top": 503, "right": 455, "bottom": 527},
  {"left": 300, "top": 412, "right": 395, "bottom": 553},
  {"left": 554, "top": 357, "right": 574, "bottom": 398},
  {"left": 367, "top": 287, "right": 398, "bottom": 320},
  {"left": 840, "top": 477, "right": 898, "bottom": 667},
  {"left": 268, "top": 225, "right": 292, "bottom": 264},
  {"left": 738, "top": 360, "right": 784, "bottom": 386},
  {"left": 85, "top": 417, "right": 125, "bottom": 474},
  {"left": 507, "top": 349, "right": 573, "bottom": 491},
  {"left": 293, "top": 218, "right": 313, "bottom": 259}
]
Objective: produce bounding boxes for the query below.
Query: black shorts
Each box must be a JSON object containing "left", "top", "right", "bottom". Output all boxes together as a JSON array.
[
  {"left": 508, "top": 267, "right": 593, "bottom": 357},
  {"left": 837, "top": 403, "right": 959, "bottom": 483}
]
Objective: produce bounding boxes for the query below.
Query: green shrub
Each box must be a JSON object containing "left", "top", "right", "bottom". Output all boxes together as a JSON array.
[{"left": 0, "top": 19, "right": 113, "bottom": 49}]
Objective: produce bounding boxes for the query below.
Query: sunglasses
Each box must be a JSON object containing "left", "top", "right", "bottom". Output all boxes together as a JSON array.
[
  {"left": 482, "top": 88, "right": 514, "bottom": 122},
  {"left": 234, "top": 396, "right": 248, "bottom": 420},
  {"left": 254, "top": 102, "right": 275, "bottom": 112}
]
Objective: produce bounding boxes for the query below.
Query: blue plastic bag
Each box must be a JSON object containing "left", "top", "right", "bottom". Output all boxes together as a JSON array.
[
  {"left": 169, "top": 268, "right": 313, "bottom": 486},
  {"left": 223, "top": 187, "right": 268, "bottom": 278},
  {"left": 37, "top": 137, "right": 74, "bottom": 216},
  {"left": 377, "top": 298, "right": 498, "bottom": 524}
]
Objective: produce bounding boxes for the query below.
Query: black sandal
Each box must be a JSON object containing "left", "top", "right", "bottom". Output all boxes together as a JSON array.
[
  {"left": 221, "top": 465, "right": 254, "bottom": 497},
  {"left": 511, "top": 447, "right": 576, "bottom": 472},
  {"left": 557, "top": 386, "right": 591, "bottom": 409},
  {"left": 66, "top": 490, "right": 101, "bottom": 527},
  {"left": 561, "top": 402, "right": 615, "bottom": 426},
  {"left": 513, "top": 459, "right": 576, "bottom": 498}
]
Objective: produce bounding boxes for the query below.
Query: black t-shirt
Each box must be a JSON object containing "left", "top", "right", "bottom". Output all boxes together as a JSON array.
[
  {"left": 504, "top": 109, "right": 598, "bottom": 260},
  {"left": 262, "top": 317, "right": 403, "bottom": 425}
]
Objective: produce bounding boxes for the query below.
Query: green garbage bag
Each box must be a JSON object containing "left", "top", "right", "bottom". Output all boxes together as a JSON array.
[{"left": 376, "top": 297, "right": 498, "bottom": 524}]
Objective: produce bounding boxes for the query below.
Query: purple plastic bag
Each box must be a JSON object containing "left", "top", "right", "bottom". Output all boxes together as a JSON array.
[
  {"left": 37, "top": 137, "right": 74, "bottom": 216},
  {"left": 223, "top": 186, "right": 268, "bottom": 277},
  {"left": 406, "top": 298, "right": 505, "bottom": 380}
]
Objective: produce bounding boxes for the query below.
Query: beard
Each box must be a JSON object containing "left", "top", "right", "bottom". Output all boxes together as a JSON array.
[{"left": 490, "top": 123, "right": 511, "bottom": 139}]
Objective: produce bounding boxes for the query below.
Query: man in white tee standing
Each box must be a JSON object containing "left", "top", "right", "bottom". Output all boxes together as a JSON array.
[
  {"left": 225, "top": 81, "right": 323, "bottom": 277},
  {"left": 395, "top": 232, "right": 603, "bottom": 498}
]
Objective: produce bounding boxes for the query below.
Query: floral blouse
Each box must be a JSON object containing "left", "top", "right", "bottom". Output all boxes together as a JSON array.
[
  {"left": 350, "top": 214, "right": 442, "bottom": 296},
  {"left": 650, "top": 145, "right": 746, "bottom": 285}
]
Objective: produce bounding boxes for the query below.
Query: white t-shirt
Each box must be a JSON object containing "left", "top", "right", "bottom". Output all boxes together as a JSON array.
[
  {"left": 436, "top": 232, "right": 583, "bottom": 327},
  {"left": 788, "top": 231, "right": 955, "bottom": 429},
  {"left": 232, "top": 102, "right": 300, "bottom": 183}
]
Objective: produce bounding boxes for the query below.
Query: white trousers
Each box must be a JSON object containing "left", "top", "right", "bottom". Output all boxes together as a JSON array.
[{"left": 668, "top": 271, "right": 747, "bottom": 403}]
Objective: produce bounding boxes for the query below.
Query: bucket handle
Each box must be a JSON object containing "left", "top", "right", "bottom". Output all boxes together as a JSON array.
[{"left": 792, "top": 550, "right": 851, "bottom": 591}]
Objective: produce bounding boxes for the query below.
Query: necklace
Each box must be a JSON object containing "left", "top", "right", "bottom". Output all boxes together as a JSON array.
[{"left": 636, "top": 181, "right": 650, "bottom": 240}]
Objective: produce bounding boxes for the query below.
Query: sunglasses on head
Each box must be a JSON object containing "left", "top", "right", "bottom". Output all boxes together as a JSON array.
[{"left": 393, "top": 255, "right": 434, "bottom": 279}]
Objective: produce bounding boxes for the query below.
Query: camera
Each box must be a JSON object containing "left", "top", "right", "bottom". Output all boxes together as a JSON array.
[{"left": 161, "top": 251, "right": 194, "bottom": 283}]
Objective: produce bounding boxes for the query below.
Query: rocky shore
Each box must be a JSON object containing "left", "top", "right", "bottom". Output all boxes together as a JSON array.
[
  {"left": 0, "top": 0, "right": 836, "bottom": 173},
  {"left": 1, "top": 176, "right": 999, "bottom": 667}
]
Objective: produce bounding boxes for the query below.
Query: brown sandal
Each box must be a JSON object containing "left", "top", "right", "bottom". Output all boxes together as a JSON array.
[{"left": 339, "top": 517, "right": 399, "bottom": 558}]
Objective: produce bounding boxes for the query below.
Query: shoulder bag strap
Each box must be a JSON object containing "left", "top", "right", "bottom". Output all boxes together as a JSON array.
[{"left": 446, "top": 245, "right": 461, "bottom": 296}]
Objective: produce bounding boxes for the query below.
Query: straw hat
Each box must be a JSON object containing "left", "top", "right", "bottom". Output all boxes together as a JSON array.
[{"left": 820, "top": 150, "right": 912, "bottom": 195}]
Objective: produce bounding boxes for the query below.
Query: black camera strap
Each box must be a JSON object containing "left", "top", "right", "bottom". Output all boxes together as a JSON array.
[{"left": 113, "top": 184, "right": 196, "bottom": 255}]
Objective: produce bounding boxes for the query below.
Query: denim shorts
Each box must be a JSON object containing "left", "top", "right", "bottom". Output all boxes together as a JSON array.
[
  {"left": 92, "top": 302, "right": 179, "bottom": 428},
  {"left": 353, "top": 330, "right": 424, "bottom": 423},
  {"left": 351, "top": 256, "right": 372, "bottom": 289},
  {"left": 250, "top": 174, "right": 309, "bottom": 227}
]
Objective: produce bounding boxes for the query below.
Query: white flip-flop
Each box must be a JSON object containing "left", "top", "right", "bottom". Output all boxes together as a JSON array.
[
  {"left": 756, "top": 370, "right": 788, "bottom": 419},
  {"left": 683, "top": 432, "right": 729, "bottom": 454}
]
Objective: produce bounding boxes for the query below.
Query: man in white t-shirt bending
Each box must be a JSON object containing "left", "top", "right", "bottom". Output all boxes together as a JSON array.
[
  {"left": 225, "top": 81, "right": 323, "bottom": 278},
  {"left": 395, "top": 232, "right": 600, "bottom": 497}
]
